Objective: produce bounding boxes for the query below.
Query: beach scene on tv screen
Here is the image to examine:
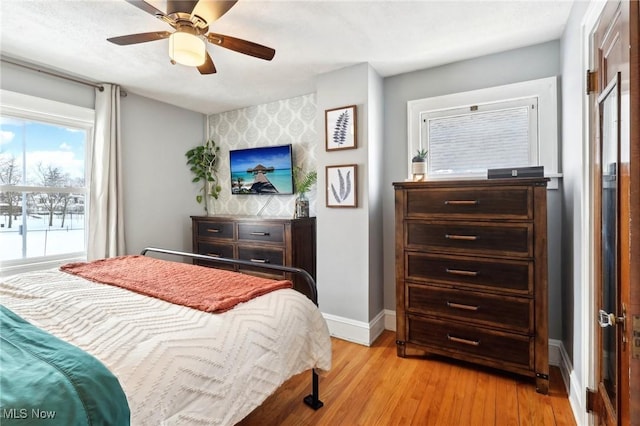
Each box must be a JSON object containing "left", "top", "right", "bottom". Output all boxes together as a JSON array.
[{"left": 230, "top": 145, "right": 294, "bottom": 194}]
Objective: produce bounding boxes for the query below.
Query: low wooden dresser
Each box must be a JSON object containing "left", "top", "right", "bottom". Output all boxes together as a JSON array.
[
  {"left": 191, "top": 216, "right": 316, "bottom": 297},
  {"left": 393, "top": 178, "right": 549, "bottom": 393}
]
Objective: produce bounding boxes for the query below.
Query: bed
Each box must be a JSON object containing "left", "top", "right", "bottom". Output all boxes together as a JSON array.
[{"left": 0, "top": 248, "right": 332, "bottom": 425}]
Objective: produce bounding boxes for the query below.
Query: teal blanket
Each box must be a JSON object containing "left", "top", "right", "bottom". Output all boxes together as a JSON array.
[{"left": 0, "top": 305, "right": 130, "bottom": 425}]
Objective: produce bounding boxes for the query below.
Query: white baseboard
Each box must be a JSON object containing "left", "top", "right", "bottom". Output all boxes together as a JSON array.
[
  {"left": 549, "top": 338, "right": 563, "bottom": 366},
  {"left": 557, "top": 341, "right": 589, "bottom": 426},
  {"left": 384, "top": 309, "right": 396, "bottom": 331},
  {"left": 322, "top": 310, "right": 386, "bottom": 347}
]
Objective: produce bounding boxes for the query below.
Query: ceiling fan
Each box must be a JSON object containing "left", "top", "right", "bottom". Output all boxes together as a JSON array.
[{"left": 107, "top": 0, "right": 275, "bottom": 74}]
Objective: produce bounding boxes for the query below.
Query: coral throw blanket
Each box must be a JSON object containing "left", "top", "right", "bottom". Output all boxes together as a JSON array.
[{"left": 60, "top": 255, "right": 292, "bottom": 313}]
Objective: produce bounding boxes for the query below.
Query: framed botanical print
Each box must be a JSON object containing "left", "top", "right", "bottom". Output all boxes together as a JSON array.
[
  {"left": 325, "top": 105, "right": 357, "bottom": 151},
  {"left": 326, "top": 164, "right": 357, "bottom": 208}
]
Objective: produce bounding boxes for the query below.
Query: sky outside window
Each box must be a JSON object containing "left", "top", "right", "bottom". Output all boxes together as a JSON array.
[{"left": 1, "top": 116, "right": 86, "bottom": 186}]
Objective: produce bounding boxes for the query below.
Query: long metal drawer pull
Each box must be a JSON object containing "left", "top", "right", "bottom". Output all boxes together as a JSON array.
[
  {"left": 445, "top": 268, "right": 478, "bottom": 277},
  {"left": 249, "top": 232, "right": 270, "bottom": 236},
  {"left": 250, "top": 258, "right": 269, "bottom": 263},
  {"left": 446, "top": 301, "right": 479, "bottom": 311},
  {"left": 206, "top": 229, "right": 221, "bottom": 233},
  {"left": 447, "top": 334, "right": 480, "bottom": 346},
  {"left": 445, "top": 234, "right": 478, "bottom": 241},
  {"left": 444, "top": 200, "right": 479, "bottom": 205},
  {"left": 206, "top": 253, "right": 220, "bottom": 258}
]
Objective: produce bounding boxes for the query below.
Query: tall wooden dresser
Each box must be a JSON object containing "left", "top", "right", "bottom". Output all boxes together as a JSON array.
[
  {"left": 191, "top": 216, "right": 316, "bottom": 297},
  {"left": 394, "top": 178, "right": 549, "bottom": 393}
]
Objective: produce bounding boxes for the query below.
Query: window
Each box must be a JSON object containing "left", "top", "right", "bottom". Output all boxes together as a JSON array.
[
  {"left": 424, "top": 98, "right": 537, "bottom": 176},
  {"left": 407, "top": 76, "right": 559, "bottom": 182},
  {"left": 0, "top": 91, "right": 94, "bottom": 268}
]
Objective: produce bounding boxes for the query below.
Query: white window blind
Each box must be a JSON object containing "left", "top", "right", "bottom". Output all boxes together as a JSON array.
[{"left": 422, "top": 98, "right": 538, "bottom": 177}]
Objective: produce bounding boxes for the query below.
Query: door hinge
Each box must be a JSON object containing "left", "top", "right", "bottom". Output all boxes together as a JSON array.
[
  {"left": 586, "top": 387, "right": 598, "bottom": 413},
  {"left": 633, "top": 314, "right": 640, "bottom": 359},
  {"left": 586, "top": 70, "right": 598, "bottom": 94}
]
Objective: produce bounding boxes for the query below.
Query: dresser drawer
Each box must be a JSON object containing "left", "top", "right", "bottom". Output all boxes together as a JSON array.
[
  {"left": 197, "top": 221, "right": 234, "bottom": 239},
  {"left": 406, "top": 253, "right": 532, "bottom": 295},
  {"left": 405, "top": 186, "right": 532, "bottom": 219},
  {"left": 193, "top": 243, "right": 235, "bottom": 270},
  {"left": 237, "top": 246, "right": 285, "bottom": 279},
  {"left": 406, "top": 220, "right": 532, "bottom": 257},
  {"left": 237, "top": 246, "right": 284, "bottom": 264},
  {"left": 238, "top": 223, "right": 285, "bottom": 244},
  {"left": 407, "top": 284, "right": 532, "bottom": 333},
  {"left": 407, "top": 315, "right": 533, "bottom": 370},
  {"left": 196, "top": 242, "right": 234, "bottom": 259}
]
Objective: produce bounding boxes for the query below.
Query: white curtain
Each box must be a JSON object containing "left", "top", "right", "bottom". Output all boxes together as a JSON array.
[{"left": 88, "top": 83, "right": 125, "bottom": 260}]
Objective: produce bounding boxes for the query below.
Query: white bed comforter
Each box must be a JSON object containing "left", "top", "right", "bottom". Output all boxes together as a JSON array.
[{"left": 0, "top": 268, "right": 332, "bottom": 425}]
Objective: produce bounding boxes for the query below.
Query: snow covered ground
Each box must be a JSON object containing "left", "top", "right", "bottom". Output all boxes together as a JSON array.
[{"left": 0, "top": 214, "right": 84, "bottom": 261}]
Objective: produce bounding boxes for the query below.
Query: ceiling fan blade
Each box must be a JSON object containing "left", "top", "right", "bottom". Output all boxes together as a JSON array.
[
  {"left": 165, "top": 1, "right": 199, "bottom": 15},
  {"left": 198, "top": 51, "right": 217, "bottom": 74},
  {"left": 206, "top": 33, "right": 275, "bottom": 60},
  {"left": 125, "top": 0, "right": 165, "bottom": 17},
  {"left": 192, "top": 1, "right": 238, "bottom": 25},
  {"left": 107, "top": 31, "right": 172, "bottom": 45}
]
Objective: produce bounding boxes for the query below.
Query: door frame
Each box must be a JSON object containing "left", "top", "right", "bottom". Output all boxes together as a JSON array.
[
  {"left": 626, "top": 3, "right": 640, "bottom": 425},
  {"left": 582, "top": 1, "right": 640, "bottom": 425},
  {"left": 580, "top": 4, "right": 607, "bottom": 426}
]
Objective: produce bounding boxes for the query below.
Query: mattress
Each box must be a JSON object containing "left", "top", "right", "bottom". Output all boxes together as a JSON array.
[{"left": 0, "top": 268, "right": 332, "bottom": 425}]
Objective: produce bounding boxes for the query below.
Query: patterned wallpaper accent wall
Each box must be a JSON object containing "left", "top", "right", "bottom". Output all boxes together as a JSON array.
[{"left": 207, "top": 93, "right": 318, "bottom": 217}]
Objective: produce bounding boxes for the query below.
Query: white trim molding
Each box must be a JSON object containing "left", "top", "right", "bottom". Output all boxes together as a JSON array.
[
  {"left": 322, "top": 310, "right": 386, "bottom": 347},
  {"left": 0, "top": 255, "right": 85, "bottom": 278},
  {"left": 384, "top": 309, "right": 396, "bottom": 332},
  {"left": 1, "top": 89, "right": 94, "bottom": 124},
  {"left": 553, "top": 339, "right": 589, "bottom": 426}
]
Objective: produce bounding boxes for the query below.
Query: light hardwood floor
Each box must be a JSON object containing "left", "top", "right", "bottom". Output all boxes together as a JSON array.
[{"left": 238, "top": 330, "right": 576, "bottom": 426}]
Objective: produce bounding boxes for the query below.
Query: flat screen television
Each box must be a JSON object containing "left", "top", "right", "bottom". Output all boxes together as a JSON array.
[{"left": 229, "top": 144, "right": 294, "bottom": 194}]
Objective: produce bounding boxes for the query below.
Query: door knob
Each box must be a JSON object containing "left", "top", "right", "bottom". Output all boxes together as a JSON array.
[{"left": 598, "top": 309, "right": 625, "bottom": 328}]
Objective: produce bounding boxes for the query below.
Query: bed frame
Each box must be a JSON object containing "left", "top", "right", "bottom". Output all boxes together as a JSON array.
[{"left": 140, "top": 247, "right": 324, "bottom": 411}]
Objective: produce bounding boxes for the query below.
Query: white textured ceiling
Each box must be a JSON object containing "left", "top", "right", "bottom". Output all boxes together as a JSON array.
[{"left": 0, "top": 0, "right": 574, "bottom": 115}]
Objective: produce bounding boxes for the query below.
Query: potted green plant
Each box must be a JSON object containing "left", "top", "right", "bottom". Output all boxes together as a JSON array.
[
  {"left": 412, "top": 148, "right": 428, "bottom": 181},
  {"left": 185, "top": 139, "right": 222, "bottom": 215},
  {"left": 293, "top": 166, "right": 317, "bottom": 218}
]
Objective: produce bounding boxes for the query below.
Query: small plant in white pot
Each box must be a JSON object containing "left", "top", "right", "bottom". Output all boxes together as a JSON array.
[{"left": 412, "top": 148, "right": 428, "bottom": 181}]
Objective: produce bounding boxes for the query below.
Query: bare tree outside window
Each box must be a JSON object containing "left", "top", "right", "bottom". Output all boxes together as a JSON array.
[
  {"left": 36, "top": 163, "right": 71, "bottom": 228},
  {"left": 0, "top": 155, "right": 22, "bottom": 229}
]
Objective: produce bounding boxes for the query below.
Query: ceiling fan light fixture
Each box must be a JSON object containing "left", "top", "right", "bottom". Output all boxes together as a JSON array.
[{"left": 169, "top": 32, "right": 206, "bottom": 67}]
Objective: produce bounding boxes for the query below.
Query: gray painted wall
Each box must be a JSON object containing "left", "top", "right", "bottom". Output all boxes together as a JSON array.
[
  {"left": 120, "top": 93, "right": 205, "bottom": 255},
  {"left": 382, "top": 41, "right": 565, "bottom": 340},
  {"left": 367, "top": 65, "right": 385, "bottom": 319},
  {"left": 316, "top": 63, "right": 384, "bottom": 324},
  {"left": 1, "top": 61, "right": 94, "bottom": 108}
]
